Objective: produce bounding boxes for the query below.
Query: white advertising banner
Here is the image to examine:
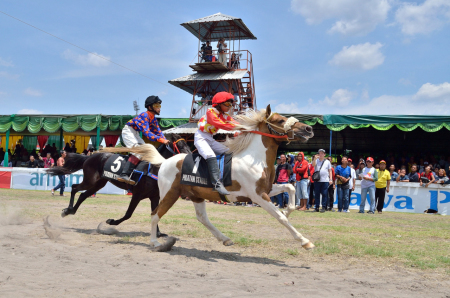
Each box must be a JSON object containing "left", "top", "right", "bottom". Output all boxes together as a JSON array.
[
  {"left": 341, "top": 181, "right": 449, "bottom": 215},
  {"left": 7, "top": 168, "right": 125, "bottom": 195}
]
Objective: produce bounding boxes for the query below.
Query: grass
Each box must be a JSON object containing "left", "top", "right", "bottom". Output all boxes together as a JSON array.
[{"left": 1, "top": 188, "right": 450, "bottom": 273}]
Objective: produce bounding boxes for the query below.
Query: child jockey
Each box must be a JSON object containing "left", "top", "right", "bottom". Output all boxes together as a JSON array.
[
  {"left": 118, "top": 95, "right": 169, "bottom": 185},
  {"left": 194, "top": 91, "right": 239, "bottom": 195}
]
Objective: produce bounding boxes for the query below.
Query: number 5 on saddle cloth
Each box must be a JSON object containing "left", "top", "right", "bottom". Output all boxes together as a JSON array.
[
  {"left": 102, "top": 154, "right": 158, "bottom": 185},
  {"left": 180, "top": 153, "right": 232, "bottom": 188}
]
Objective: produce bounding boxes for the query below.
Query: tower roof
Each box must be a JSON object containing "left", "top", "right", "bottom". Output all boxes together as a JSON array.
[{"left": 181, "top": 12, "right": 257, "bottom": 42}]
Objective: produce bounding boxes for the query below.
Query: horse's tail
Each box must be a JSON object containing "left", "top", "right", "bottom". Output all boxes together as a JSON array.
[
  {"left": 101, "top": 144, "right": 166, "bottom": 165},
  {"left": 47, "top": 153, "right": 89, "bottom": 176}
]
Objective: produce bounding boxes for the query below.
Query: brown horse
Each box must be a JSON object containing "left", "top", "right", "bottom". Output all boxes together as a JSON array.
[
  {"left": 114, "top": 105, "right": 316, "bottom": 250},
  {"left": 47, "top": 134, "right": 191, "bottom": 235}
]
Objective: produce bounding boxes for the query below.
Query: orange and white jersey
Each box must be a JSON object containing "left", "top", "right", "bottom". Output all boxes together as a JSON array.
[{"left": 198, "top": 107, "right": 237, "bottom": 135}]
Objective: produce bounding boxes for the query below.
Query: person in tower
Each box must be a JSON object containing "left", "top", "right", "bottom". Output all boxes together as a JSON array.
[
  {"left": 194, "top": 91, "right": 239, "bottom": 196},
  {"left": 118, "top": 95, "right": 169, "bottom": 185}
]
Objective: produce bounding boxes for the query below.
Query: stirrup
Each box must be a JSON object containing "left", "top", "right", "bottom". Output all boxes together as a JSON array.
[{"left": 117, "top": 176, "right": 136, "bottom": 185}]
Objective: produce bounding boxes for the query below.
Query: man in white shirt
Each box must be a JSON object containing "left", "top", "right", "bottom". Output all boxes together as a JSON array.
[{"left": 312, "top": 149, "right": 333, "bottom": 212}]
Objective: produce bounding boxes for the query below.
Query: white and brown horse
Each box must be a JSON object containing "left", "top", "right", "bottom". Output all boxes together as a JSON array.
[{"left": 120, "top": 105, "right": 315, "bottom": 250}]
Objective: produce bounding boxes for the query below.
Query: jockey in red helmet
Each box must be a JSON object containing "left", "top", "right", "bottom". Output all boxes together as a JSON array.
[
  {"left": 118, "top": 95, "right": 169, "bottom": 185},
  {"left": 195, "top": 91, "right": 239, "bottom": 195}
]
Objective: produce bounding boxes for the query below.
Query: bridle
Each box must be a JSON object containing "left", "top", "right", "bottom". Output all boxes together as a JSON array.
[
  {"left": 165, "top": 138, "right": 186, "bottom": 155},
  {"left": 249, "top": 113, "right": 299, "bottom": 143}
]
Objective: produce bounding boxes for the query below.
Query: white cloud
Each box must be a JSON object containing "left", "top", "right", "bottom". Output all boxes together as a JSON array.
[
  {"left": 18, "top": 109, "right": 44, "bottom": 114},
  {"left": 320, "top": 89, "right": 355, "bottom": 106},
  {"left": 329, "top": 42, "right": 385, "bottom": 70},
  {"left": 398, "top": 78, "right": 412, "bottom": 86},
  {"left": 345, "top": 82, "right": 450, "bottom": 114},
  {"left": 291, "top": 0, "right": 391, "bottom": 35},
  {"left": 62, "top": 49, "right": 111, "bottom": 67},
  {"left": 396, "top": 0, "right": 450, "bottom": 35},
  {"left": 24, "top": 88, "right": 43, "bottom": 97},
  {"left": 178, "top": 108, "right": 187, "bottom": 117},
  {"left": 0, "top": 57, "right": 14, "bottom": 67},
  {"left": 274, "top": 102, "right": 305, "bottom": 114},
  {"left": 414, "top": 82, "right": 450, "bottom": 100},
  {"left": 0, "top": 71, "right": 19, "bottom": 80}
]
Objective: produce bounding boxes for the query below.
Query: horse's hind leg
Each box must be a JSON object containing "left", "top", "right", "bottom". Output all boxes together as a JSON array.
[{"left": 193, "top": 200, "right": 233, "bottom": 246}]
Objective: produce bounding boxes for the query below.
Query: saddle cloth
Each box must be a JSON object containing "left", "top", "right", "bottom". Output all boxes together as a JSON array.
[
  {"left": 180, "top": 153, "right": 232, "bottom": 188},
  {"left": 102, "top": 154, "right": 157, "bottom": 185}
]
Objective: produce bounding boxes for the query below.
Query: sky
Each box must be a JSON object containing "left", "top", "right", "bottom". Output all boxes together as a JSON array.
[{"left": 1, "top": 0, "right": 450, "bottom": 117}]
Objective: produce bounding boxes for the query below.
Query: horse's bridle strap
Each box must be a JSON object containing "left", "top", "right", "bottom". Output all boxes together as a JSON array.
[
  {"left": 249, "top": 130, "right": 289, "bottom": 139},
  {"left": 173, "top": 138, "right": 185, "bottom": 145}
]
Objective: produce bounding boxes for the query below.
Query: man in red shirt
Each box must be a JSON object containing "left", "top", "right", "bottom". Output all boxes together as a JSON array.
[
  {"left": 293, "top": 152, "right": 310, "bottom": 211},
  {"left": 39, "top": 152, "right": 54, "bottom": 168},
  {"left": 52, "top": 150, "right": 66, "bottom": 196}
]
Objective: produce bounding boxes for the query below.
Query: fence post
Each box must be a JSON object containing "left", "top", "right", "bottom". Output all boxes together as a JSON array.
[{"left": 4, "top": 128, "right": 10, "bottom": 166}]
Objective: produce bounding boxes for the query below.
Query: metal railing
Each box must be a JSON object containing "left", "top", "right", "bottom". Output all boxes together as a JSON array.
[{"left": 197, "top": 49, "right": 253, "bottom": 71}]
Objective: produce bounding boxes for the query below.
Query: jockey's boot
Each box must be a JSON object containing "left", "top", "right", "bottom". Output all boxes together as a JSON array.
[
  {"left": 117, "top": 155, "right": 140, "bottom": 185},
  {"left": 206, "top": 157, "right": 230, "bottom": 196}
]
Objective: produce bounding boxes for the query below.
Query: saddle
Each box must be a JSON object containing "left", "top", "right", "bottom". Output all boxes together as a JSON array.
[
  {"left": 180, "top": 153, "right": 232, "bottom": 188},
  {"left": 102, "top": 154, "right": 157, "bottom": 185}
]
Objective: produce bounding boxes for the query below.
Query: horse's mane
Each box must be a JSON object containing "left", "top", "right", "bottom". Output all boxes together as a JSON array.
[{"left": 224, "top": 109, "right": 267, "bottom": 155}]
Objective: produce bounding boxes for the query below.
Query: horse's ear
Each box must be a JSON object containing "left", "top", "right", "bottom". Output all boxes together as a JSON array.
[{"left": 266, "top": 105, "right": 271, "bottom": 118}]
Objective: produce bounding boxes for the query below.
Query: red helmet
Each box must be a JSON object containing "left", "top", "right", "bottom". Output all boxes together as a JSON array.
[{"left": 212, "top": 92, "right": 234, "bottom": 107}]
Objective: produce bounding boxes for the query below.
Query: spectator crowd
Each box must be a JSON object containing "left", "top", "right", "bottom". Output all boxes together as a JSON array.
[
  {"left": 271, "top": 150, "right": 450, "bottom": 214},
  {"left": 0, "top": 140, "right": 115, "bottom": 168}
]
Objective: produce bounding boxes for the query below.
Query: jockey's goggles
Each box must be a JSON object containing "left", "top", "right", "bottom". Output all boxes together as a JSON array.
[
  {"left": 152, "top": 103, "right": 161, "bottom": 109},
  {"left": 221, "top": 101, "right": 233, "bottom": 107}
]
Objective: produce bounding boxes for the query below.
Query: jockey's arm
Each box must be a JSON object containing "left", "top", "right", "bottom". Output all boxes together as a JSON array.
[
  {"left": 141, "top": 118, "right": 168, "bottom": 144},
  {"left": 206, "top": 109, "right": 236, "bottom": 131}
]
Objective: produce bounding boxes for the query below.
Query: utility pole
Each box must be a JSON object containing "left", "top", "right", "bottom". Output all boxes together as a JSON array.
[{"left": 133, "top": 100, "right": 140, "bottom": 116}]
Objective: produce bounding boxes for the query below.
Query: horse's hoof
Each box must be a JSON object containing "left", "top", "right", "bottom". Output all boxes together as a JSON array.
[
  {"left": 61, "top": 209, "right": 68, "bottom": 218},
  {"left": 106, "top": 219, "right": 114, "bottom": 225},
  {"left": 302, "top": 242, "right": 315, "bottom": 250},
  {"left": 223, "top": 239, "right": 234, "bottom": 246}
]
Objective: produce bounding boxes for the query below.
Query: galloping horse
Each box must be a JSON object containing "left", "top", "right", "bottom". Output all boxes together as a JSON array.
[
  {"left": 116, "top": 105, "right": 316, "bottom": 250},
  {"left": 47, "top": 134, "right": 191, "bottom": 229}
]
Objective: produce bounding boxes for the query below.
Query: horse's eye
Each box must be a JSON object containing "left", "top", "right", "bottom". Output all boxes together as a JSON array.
[{"left": 278, "top": 120, "right": 285, "bottom": 124}]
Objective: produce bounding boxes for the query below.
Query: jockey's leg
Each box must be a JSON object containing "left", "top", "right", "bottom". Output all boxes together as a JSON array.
[
  {"left": 194, "top": 131, "right": 229, "bottom": 196},
  {"left": 117, "top": 125, "right": 145, "bottom": 185}
]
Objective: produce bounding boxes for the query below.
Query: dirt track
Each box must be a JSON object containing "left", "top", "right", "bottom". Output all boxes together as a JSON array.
[{"left": 1, "top": 191, "right": 449, "bottom": 297}]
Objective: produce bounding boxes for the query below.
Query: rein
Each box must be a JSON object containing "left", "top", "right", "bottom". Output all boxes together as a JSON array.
[
  {"left": 166, "top": 138, "right": 186, "bottom": 155},
  {"left": 247, "top": 113, "right": 298, "bottom": 143}
]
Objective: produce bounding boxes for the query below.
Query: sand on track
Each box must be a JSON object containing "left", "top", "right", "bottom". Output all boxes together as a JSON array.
[{"left": 0, "top": 194, "right": 449, "bottom": 297}]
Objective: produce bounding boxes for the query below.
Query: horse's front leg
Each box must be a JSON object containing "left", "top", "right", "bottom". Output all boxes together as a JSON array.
[
  {"left": 268, "top": 184, "right": 296, "bottom": 218},
  {"left": 251, "top": 194, "right": 314, "bottom": 250},
  {"left": 193, "top": 200, "right": 233, "bottom": 246}
]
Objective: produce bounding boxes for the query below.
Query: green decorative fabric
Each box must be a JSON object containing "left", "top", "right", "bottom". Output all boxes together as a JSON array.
[
  {"left": 323, "top": 115, "right": 450, "bottom": 125},
  {"left": 0, "top": 115, "right": 186, "bottom": 133},
  {"left": 22, "top": 136, "right": 37, "bottom": 152},
  {"left": 304, "top": 117, "right": 323, "bottom": 126},
  {"left": 323, "top": 115, "right": 450, "bottom": 132},
  {"left": 47, "top": 136, "right": 62, "bottom": 148},
  {"left": 158, "top": 118, "right": 189, "bottom": 128},
  {"left": 90, "top": 135, "right": 104, "bottom": 150}
]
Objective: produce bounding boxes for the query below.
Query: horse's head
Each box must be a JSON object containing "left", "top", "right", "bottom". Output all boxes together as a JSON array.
[{"left": 263, "top": 104, "right": 314, "bottom": 143}]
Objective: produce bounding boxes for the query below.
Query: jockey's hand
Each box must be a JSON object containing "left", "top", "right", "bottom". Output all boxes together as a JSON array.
[{"left": 162, "top": 139, "right": 170, "bottom": 145}]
